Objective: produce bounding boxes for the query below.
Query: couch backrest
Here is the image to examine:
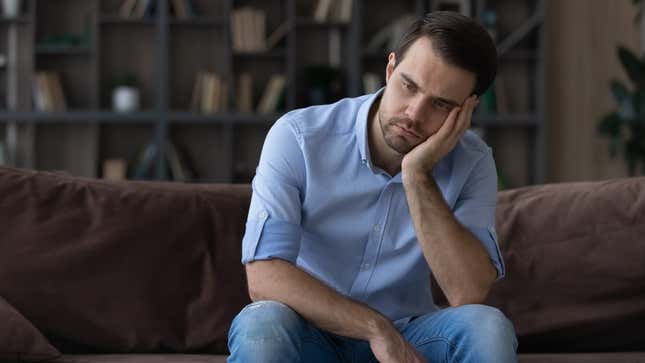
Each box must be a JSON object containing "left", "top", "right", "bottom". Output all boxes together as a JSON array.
[
  {"left": 2, "top": 167, "right": 644, "bottom": 354},
  {"left": 0, "top": 167, "right": 251, "bottom": 354},
  {"left": 487, "top": 177, "right": 645, "bottom": 352}
]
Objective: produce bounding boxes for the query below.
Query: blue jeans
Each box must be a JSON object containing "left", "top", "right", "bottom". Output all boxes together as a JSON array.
[{"left": 227, "top": 300, "right": 518, "bottom": 362}]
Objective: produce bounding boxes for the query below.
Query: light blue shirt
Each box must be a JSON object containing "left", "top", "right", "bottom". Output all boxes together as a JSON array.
[{"left": 242, "top": 89, "right": 505, "bottom": 322}]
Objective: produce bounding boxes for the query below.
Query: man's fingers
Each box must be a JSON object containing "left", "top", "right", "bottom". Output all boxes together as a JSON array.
[{"left": 451, "top": 95, "right": 476, "bottom": 140}]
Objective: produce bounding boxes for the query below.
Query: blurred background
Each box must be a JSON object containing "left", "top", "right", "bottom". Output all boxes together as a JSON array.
[{"left": 0, "top": 0, "right": 641, "bottom": 188}]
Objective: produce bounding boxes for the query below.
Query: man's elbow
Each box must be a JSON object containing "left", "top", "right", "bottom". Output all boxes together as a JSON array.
[
  {"left": 447, "top": 278, "right": 494, "bottom": 307},
  {"left": 245, "top": 260, "right": 268, "bottom": 302},
  {"left": 245, "top": 259, "right": 288, "bottom": 302},
  {"left": 448, "top": 288, "right": 489, "bottom": 307}
]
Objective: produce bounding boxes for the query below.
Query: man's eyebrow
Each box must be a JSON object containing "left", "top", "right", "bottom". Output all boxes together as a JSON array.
[{"left": 400, "top": 72, "right": 460, "bottom": 107}]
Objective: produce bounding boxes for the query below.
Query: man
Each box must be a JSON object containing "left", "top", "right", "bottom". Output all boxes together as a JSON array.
[{"left": 228, "top": 11, "right": 517, "bottom": 363}]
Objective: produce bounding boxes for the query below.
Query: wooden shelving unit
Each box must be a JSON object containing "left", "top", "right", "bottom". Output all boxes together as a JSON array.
[{"left": 0, "top": 0, "right": 545, "bottom": 187}]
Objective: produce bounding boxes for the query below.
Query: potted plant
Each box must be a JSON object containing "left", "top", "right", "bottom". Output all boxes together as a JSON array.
[
  {"left": 111, "top": 73, "right": 140, "bottom": 113},
  {"left": 597, "top": 46, "right": 645, "bottom": 175}
]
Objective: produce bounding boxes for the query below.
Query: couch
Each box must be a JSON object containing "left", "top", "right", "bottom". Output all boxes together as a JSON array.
[{"left": 0, "top": 166, "right": 643, "bottom": 363}]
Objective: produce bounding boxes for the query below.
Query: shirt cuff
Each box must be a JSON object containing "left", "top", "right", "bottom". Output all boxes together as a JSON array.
[
  {"left": 467, "top": 225, "right": 506, "bottom": 280},
  {"left": 241, "top": 216, "right": 302, "bottom": 264}
]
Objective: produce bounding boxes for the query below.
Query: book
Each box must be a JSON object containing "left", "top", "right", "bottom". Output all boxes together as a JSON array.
[
  {"left": 265, "top": 21, "right": 289, "bottom": 50},
  {"left": 189, "top": 72, "right": 205, "bottom": 112},
  {"left": 257, "top": 74, "right": 286, "bottom": 114},
  {"left": 135, "top": 0, "right": 150, "bottom": 19},
  {"left": 34, "top": 73, "right": 50, "bottom": 111},
  {"left": 48, "top": 72, "right": 67, "bottom": 112},
  {"left": 232, "top": 9, "right": 245, "bottom": 51},
  {"left": 119, "top": 0, "right": 138, "bottom": 18},
  {"left": 166, "top": 142, "right": 187, "bottom": 182},
  {"left": 314, "top": 0, "right": 334, "bottom": 22},
  {"left": 335, "top": 0, "right": 353, "bottom": 23},
  {"left": 236, "top": 73, "right": 253, "bottom": 112},
  {"left": 103, "top": 158, "right": 127, "bottom": 181},
  {"left": 219, "top": 79, "right": 228, "bottom": 112},
  {"left": 171, "top": 0, "right": 187, "bottom": 19},
  {"left": 255, "top": 9, "right": 266, "bottom": 51},
  {"left": 33, "top": 72, "right": 66, "bottom": 112}
]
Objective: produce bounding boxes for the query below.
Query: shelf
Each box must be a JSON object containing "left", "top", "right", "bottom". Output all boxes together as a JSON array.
[
  {"left": 35, "top": 45, "right": 92, "bottom": 56},
  {"left": 169, "top": 112, "right": 283, "bottom": 124},
  {"left": 169, "top": 16, "right": 226, "bottom": 27},
  {"left": 0, "top": 16, "right": 29, "bottom": 25},
  {"left": 295, "top": 18, "right": 350, "bottom": 29},
  {"left": 0, "top": 111, "right": 159, "bottom": 123},
  {"left": 99, "top": 15, "right": 156, "bottom": 26},
  {"left": 233, "top": 49, "right": 287, "bottom": 59}
]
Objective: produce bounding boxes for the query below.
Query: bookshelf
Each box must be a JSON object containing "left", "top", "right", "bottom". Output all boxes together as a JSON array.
[{"left": 0, "top": 0, "right": 545, "bottom": 187}]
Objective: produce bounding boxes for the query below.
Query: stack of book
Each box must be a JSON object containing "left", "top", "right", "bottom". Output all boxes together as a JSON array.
[
  {"left": 33, "top": 72, "right": 67, "bottom": 112},
  {"left": 313, "top": 0, "right": 353, "bottom": 23},
  {"left": 118, "top": 0, "right": 155, "bottom": 19},
  {"left": 231, "top": 7, "right": 266, "bottom": 52},
  {"left": 169, "top": 0, "right": 198, "bottom": 19},
  {"left": 190, "top": 71, "right": 228, "bottom": 114},
  {"left": 257, "top": 74, "right": 286, "bottom": 114}
]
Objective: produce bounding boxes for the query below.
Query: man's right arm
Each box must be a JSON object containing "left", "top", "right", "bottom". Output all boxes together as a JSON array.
[
  {"left": 246, "top": 259, "right": 425, "bottom": 363},
  {"left": 246, "top": 258, "right": 388, "bottom": 341}
]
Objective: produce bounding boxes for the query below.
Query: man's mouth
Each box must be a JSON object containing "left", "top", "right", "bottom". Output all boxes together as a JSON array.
[{"left": 393, "top": 124, "right": 419, "bottom": 139}]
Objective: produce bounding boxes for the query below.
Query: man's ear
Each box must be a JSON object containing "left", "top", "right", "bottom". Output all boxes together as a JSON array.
[{"left": 385, "top": 52, "right": 396, "bottom": 84}]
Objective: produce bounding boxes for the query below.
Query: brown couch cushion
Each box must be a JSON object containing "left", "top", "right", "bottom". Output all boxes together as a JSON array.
[
  {"left": 0, "top": 167, "right": 251, "bottom": 354},
  {"left": 486, "top": 177, "right": 645, "bottom": 352},
  {"left": 0, "top": 295, "right": 60, "bottom": 362}
]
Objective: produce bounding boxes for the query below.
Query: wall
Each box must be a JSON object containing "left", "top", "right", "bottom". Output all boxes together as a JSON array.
[{"left": 546, "top": 0, "right": 640, "bottom": 182}]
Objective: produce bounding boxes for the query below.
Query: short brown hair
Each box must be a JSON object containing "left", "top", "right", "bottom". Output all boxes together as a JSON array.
[{"left": 394, "top": 11, "right": 498, "bottom": 96}]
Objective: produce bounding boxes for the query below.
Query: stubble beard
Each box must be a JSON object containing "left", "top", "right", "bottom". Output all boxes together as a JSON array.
[{"left": 378, "top": 110, "right": 418, "bottom": 155}]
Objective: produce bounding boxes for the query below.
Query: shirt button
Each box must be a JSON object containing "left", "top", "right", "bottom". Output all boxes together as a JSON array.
[
  {"left": 259, "top": 211, "right": 268, "bottom": 219},
  {"left": 362, "top": 263, "right": 370, "bottom": 269},
  {"left": 373, "top": 224, "right": 381, "bottom": 232}
]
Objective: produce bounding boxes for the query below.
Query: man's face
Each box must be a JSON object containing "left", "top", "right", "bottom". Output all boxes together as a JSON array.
[{"left": 378, "top": 37, "right": 477, "bottom": 155}]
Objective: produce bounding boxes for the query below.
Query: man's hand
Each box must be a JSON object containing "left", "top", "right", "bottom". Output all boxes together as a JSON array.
[
  {"left": 402, "top": 95, "right": 479, "bottom": 175},
  {"left": 369, "top": 322, "right": 426, "bottom": 363}
]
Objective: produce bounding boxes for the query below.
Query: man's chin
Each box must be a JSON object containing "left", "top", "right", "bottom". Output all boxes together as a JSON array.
[{"left": 384, "top": 136, "right": 415, "bottom": 155}]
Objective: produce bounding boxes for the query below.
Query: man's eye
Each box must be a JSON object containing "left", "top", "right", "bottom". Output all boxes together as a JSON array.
[
  {"left": 433, "top": 100, "right": 450, "bottom": 110},
  {"left": 402, "top": 81, "right": 414, "bottom": 91}
]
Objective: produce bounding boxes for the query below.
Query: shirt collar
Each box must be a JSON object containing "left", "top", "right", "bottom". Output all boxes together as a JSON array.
[{"left": 355, "top": 88, "right": 385, "bottom": 166}]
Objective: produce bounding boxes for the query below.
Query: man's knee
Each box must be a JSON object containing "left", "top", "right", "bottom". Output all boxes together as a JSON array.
[
  {"left": 451, "top": 304, "right": 518, "bottom": 361},
  {"left": 227, "top": 300, "right": 307, "bottom": 362},
  {"left": 229, "top": 300, "right": 306, "bottom": 340}
]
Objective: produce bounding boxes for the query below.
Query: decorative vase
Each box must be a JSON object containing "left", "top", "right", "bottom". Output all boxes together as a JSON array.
[
  {"left": 2, "top": 0, "right": 21, "bottom": 17},
  {"left": 112, "top": 86, "right": 140, "bottom": 113}
]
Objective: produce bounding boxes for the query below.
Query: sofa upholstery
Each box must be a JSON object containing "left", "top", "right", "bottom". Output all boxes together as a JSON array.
[{"left": 0, "top": 166, "right": 644, "bottom": 362}]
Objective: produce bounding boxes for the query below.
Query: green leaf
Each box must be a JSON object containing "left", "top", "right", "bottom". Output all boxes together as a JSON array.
[
  {"left": 618, "top": 46, "right": 645, "bottom": 88},
  {"left": 610, "top": 79, "right": 630, "bottom": 103},
  {"left": 597, "top": 112, "right": 621, "bottom": 135},
  {"left": 632, "top": 90, "right": 645, "bottom": 121}
]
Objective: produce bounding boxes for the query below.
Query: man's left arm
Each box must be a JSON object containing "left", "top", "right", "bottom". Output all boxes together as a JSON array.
[{"left": 401, "top": 95, "right": 500, "bottom": 307}]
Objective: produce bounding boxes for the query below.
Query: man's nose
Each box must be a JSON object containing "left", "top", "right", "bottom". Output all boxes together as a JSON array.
[{"left": 404, "top": 98, "right": 426, "bottom": 125}]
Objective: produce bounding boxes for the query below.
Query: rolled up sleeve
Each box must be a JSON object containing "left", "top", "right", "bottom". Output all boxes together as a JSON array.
[
  {"left": 453, "top": 148, "right": 505, "bottom": 280},
  {"left": 241, "top": 117, "right": 306, "bottom": 265}
]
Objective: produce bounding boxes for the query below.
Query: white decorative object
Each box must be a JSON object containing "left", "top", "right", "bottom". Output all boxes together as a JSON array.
[
  {"left": 112, "top": 86, "right": 140, "bottom": 113},
  {"left": 2, "top": 0, "right": 21, "bottom": 17}
]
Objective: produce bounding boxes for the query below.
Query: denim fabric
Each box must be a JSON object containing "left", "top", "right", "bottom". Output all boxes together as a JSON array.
[{"left": 228, "top": 300, "right": 518, "bottom": 363}]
